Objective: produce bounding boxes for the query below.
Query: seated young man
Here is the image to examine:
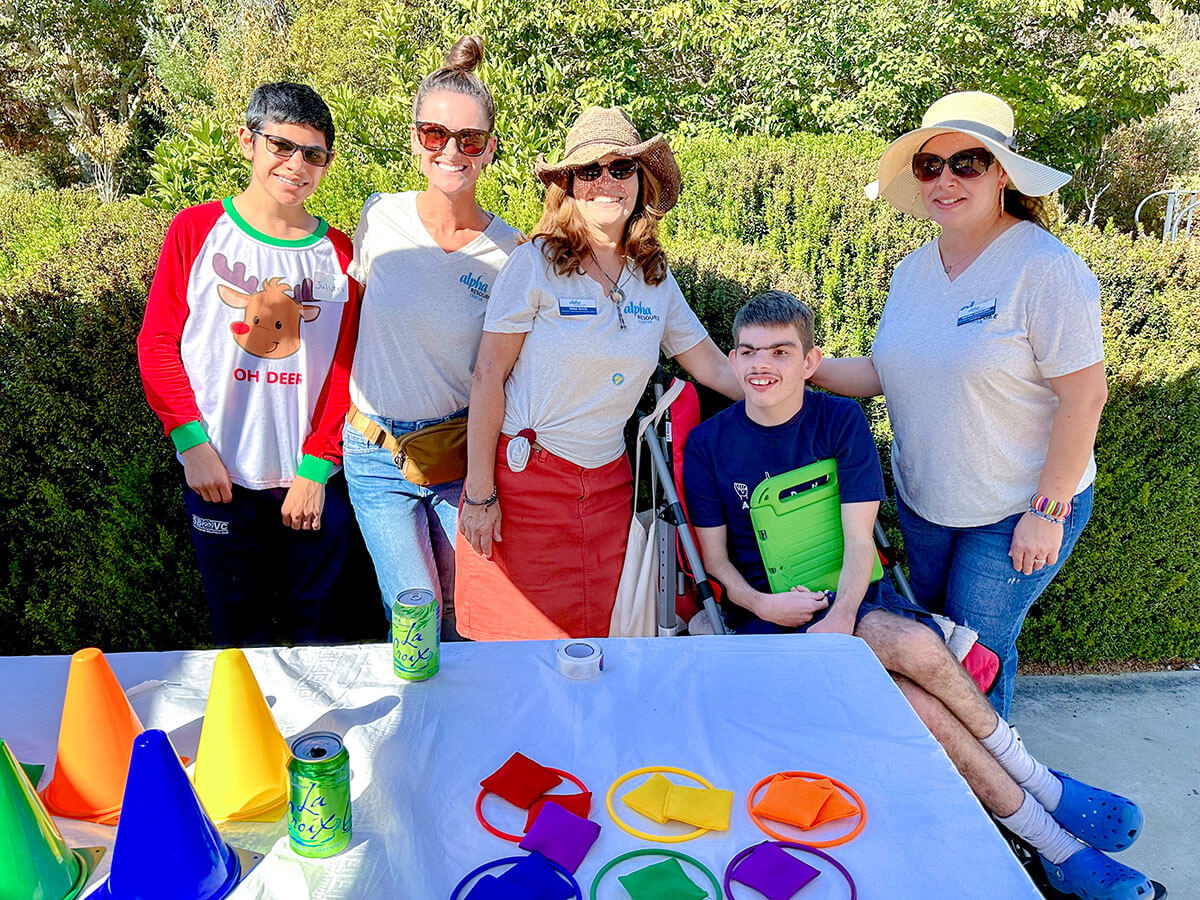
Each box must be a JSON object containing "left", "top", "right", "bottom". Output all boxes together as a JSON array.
[{"left": 683, "top": 291, "right": 1150, "bottom": 900}]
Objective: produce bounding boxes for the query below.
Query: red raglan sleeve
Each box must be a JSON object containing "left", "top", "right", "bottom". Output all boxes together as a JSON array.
[
  {"left": 137, "top": 203, "right": 223, "bottom": 452},
  {"left": 298, "top": 227, "right": 362, "bottom": 478}
]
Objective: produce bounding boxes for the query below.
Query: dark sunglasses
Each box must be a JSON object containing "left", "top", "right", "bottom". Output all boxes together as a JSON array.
[
  {"left": 573, "top": 159, "right": 641, "bottom": 182},
  {"left": 414, "top": 122, "right": 492, "bottom": 157},
  {"left": 911, "top": 147, "right": 995, "bottom": 182},
  {"left": 252, "top": 130, "right": 333, "bottom": 167}
]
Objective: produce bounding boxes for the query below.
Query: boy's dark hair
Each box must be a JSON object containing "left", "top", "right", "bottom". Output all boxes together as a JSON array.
[
  {"left": 245, "top": 83, "right": 335, "bottom": 149},
  {"left": 733, "top": 290, "right": 816, "bottom": 352}
]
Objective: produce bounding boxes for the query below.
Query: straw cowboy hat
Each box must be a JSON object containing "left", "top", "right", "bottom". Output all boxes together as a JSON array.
[
  {"left": 866, "top": 91, "right": 1071, "bottom": 219},
  {"left": 535, "top": 106, "right": 681, "bottom": 214}
]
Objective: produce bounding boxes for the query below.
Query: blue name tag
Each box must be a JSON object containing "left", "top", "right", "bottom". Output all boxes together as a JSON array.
[
  {"left": 958, "top": 298, "right": 997, "bottom": 326},
  {"left": 558, "top": 297, "right": 598, "bottom": 316}
]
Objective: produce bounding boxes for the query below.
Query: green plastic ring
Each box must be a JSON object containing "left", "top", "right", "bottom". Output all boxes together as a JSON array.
[{"left": 589, "top": 848, "right": 722, "bottom": 900}]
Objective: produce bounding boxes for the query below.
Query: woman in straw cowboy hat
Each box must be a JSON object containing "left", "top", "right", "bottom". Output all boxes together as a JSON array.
[
  {"left": 454, "top": 106, "right": 739, "bottom": 640},
  {"left": 815, "top": 92, "right": 1109, "bottom": 717},
  {"left": 813, "top": 92, "right": 1150, "bottom": 900}
]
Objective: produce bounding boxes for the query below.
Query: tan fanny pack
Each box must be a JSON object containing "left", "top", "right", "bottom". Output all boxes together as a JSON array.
[{"left": 347, "top": 404, "right": 468, "bottom": 487}]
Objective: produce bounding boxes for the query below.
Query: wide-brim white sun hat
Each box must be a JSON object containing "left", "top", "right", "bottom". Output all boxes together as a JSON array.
[{"left": 866, "top": 91, "right": 1071, "bottom": 219}]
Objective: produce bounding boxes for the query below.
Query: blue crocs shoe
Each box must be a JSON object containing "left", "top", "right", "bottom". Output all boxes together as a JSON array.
[
  {"left": 1051, "top": 770, "right": 1144, "bottom": 852},
  {"left": 1039, "top": 848, "right": 1153, "bottom": 900}
]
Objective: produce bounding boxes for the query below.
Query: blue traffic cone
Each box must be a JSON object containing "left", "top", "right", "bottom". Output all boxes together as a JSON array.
[{"left": 94, "top": 730, "right": 240, "bottom": 900}]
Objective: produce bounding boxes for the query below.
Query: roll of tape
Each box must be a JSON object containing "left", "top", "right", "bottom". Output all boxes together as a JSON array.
[{"left": 556, "top": 640, "right": 603, "bottom": 680}]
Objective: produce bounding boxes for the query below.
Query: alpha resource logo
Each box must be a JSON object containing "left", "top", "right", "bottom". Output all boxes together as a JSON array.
[
  {"left": 622, "top": 299, "right": 660, "bottom": 324},
  {"left": 460, "top": 271, "right": 490, "bottom": 301},
  {"left": 612, "top": 373, "right": 625, "bottom": 386}
]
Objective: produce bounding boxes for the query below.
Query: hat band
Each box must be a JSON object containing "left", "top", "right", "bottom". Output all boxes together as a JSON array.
[
  {"left": 563, "top": 136, "right": 637, "bottom": 158},
  {"left": 929, "top": 119, "right": 1016, "bottom": 150}
]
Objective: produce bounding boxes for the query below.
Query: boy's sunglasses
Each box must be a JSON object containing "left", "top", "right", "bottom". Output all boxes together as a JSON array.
[
  {"left": 911, "top": 147, "right": 995, "bottom": 182},
  {"left": 414, "top": 122, "right": 492, "bottom": 157},
  {"left": 573, "top": 159, "right": 640, "bottom": 182},
  {"left": 252, "top": 130, "right": 334, "bottom": 167}
]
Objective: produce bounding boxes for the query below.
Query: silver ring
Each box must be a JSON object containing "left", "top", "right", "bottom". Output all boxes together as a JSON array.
[{"left": 1033, "top": 558, "right": 1045, "bottom": 564}]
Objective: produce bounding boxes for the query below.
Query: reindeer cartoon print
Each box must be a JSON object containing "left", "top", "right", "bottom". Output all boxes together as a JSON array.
[{"left": 213, "top": 253, "right": 320, "bottom": 359}]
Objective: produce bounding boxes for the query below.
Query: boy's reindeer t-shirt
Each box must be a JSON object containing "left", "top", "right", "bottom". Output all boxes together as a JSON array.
[{"left": 138, "top": 199, "right": 358, "bottom": 489}]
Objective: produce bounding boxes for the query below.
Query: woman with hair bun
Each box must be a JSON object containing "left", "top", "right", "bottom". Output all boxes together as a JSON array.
[
  {"left": 342, "top": 36, "right": 521, "bottom": 637},
  {"left": 455, "top": 106, "right": 740, "bottom": 641}
]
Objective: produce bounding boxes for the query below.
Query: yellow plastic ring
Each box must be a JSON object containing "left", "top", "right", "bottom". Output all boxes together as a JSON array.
[{"left": 605, "top": 765, "right": 716, "bottom": 843}]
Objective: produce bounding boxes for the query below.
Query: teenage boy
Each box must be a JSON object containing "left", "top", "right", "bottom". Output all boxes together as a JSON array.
[
  {"left": 683, "top": 292, "right": 1150, "bottom": 899},
  {"left": 138, "top": 83, "right": 360, "bottom": 646}
]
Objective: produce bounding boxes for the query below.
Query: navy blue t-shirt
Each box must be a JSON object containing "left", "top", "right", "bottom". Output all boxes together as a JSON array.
[{"left": 682, "top": 389, "right": 885, "bottom": 598}]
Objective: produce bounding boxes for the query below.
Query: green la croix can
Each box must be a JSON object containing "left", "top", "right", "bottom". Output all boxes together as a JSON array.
[
  {"left": 392, "top": 588, "right": 440, "bottom": 681},
  {"left": 288, "top": 731, "right": 351, "bottom": 858}
]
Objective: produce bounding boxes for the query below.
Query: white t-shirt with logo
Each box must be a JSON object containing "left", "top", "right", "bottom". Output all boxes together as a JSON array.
[
  {"left": 348, "top": 191, "right": 521, "bottom": 421},
  {"left": 484, "top": 240, "right": 709, "bottom": 468},
  {"left": 871, "top": 220, "right": 1103, "bottom": 527}
]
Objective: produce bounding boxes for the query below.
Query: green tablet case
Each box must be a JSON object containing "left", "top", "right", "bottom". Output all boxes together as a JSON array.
[{"left": 749, "top": 458, "right": 884, "bottom": 594}]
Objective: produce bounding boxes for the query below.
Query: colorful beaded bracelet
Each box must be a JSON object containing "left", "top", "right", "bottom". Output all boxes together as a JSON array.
[{"left": 1028, "top": 493, "right": 1070, "bottom": 522}]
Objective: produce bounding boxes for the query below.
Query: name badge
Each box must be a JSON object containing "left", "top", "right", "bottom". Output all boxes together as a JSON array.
[
  {"left": 558, "top": 297, "right": 598, "bottom": 316},
  {"left": 311, "top": 271, "right": 348, "bottom": 303},
  {"left": 957, "top": 298, "right": 996, "bottom": 326}
]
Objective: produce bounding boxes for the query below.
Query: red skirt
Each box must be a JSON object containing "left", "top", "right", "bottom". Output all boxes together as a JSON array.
[{"left": 455, "top": 435, "right": 632, "bottom": 640}]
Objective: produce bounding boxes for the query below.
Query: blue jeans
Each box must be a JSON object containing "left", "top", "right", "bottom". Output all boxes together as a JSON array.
[
  {"left": 897, "top": 485, "right": 1094, "bottom": 718},
  {"left": 342, "top": 410, "right": 465, "bottom": 640}
]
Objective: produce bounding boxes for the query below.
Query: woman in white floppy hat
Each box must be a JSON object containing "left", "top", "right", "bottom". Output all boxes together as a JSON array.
[
  {"left": 817, "top": 91, "right": 1109, "bottom": 710},
  {"left": 454, "top": 106, "right": 740, "bottom": 641},
  {"left": 814, "top": 92, "right": 1150, "bottom": 900}
]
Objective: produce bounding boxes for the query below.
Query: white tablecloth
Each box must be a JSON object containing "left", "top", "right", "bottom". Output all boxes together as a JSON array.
[{"left": 0, "top": 635, "right": 1040, "bottom": 898}]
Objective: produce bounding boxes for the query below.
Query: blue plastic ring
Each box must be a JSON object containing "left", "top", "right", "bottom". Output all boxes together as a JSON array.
[{"left": 450, "top": 854, "right": 582, "bottom": 900}]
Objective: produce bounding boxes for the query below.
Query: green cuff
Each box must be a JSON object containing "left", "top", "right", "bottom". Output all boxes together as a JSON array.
[
  {"left": 297, "top": 454, "right": 335, "bottom": 484},
  {"left": 170, "top": 421, "right": 209, "bottom": 453}
]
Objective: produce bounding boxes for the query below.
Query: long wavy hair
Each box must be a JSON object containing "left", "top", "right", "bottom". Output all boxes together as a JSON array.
[{"left": 527, "top": 167, "right": 668, "bottom": 286}]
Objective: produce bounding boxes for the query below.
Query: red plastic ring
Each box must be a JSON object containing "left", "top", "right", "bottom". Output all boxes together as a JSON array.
[
  {"left": 746, "top": 771, "right": 867, "bottom": 848},
  {"left": 475, "top": 768, "right": 589, "bottom": 842}
]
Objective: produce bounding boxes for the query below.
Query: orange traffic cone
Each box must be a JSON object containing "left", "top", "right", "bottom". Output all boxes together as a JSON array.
[
  {"left": 192, "top": 649, "right": 289, "bottom": 822},
  {"left": 41, "top": 648, "right": 144, "bottom": 825}
]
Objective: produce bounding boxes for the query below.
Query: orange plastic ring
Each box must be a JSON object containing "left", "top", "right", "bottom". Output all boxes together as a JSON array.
[
  {"left": 476, "top": 767, "right": 589, "bottom": 842},
  {"left": 746, "top": 770, "right": 867, "bottom": 848}
]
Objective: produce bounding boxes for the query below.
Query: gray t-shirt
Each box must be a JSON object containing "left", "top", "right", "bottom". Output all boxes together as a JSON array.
[
  {"left": 871, "top": 221, "right": 1103, "bottom": 527},
  {"left": 485, "top": 240, "right": 709, "bottom": 468},
  {"left": 347, "top": 191, "right": 521, "bottom": 421}
]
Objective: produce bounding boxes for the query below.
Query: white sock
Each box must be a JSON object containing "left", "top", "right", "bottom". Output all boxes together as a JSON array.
[
  {"left": 999, "top": 792, "right": 1083, "bottom": 865},
  {"left": 981, "top": 715, "right": 1064, "bottom": 811}
]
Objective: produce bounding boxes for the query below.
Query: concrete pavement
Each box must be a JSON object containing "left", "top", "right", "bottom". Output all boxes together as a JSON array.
[{"left": 1011, "top": 671, "right": 1200, "bottom": 897}]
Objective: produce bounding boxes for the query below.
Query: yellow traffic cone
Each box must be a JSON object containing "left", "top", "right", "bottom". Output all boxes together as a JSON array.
[{"left": 192, "top": 650, "right": 289, "bottom": 823}]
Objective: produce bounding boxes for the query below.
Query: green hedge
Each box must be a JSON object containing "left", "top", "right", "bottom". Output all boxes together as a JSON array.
[{"left": 2, "top": 129, "right": 1198, "bottom": 662}]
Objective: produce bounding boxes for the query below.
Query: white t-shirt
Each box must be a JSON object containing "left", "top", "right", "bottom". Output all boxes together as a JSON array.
[
  {"left": 347, "top": 191, "right": 521, "bottom": 421},
  {"left": 871, "top": 220, "right": 1103, "bottom": 527},
  {"left": 485, "top": 240, "right": 709, "bottom": 468}
]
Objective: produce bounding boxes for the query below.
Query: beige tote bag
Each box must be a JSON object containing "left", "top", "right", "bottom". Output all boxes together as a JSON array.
[{"left": 609, "top": 379, "right": 685, "bottom": 638}]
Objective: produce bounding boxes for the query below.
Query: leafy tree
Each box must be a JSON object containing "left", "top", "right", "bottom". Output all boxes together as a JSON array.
[{"left": 0, "top": 0, "right": 153, "bottom": 199}]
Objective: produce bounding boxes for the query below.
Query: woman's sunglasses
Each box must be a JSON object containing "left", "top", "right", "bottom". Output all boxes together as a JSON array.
[
  {"left": 911, "top": 148, "right": 995, "bottom": 182},
  {"left": 415, "top": 122, "right": 492, "bottom": 157},
  {"left": 252, "top": 130, "right": 334, "bottom": 167},
  {"left": 573, "top": 159, "right": 641, "bottom": 182}
]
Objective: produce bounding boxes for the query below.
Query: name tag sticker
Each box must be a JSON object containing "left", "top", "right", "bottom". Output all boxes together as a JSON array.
[
  {"left": 312, "top": 271, "right": 348, "bottom": 303},
  {"left": 558, "top": 297, "right": 598, "bottom": 316},
  {"left": 957, "top": 297, "right": 997, "bottom": 326}
]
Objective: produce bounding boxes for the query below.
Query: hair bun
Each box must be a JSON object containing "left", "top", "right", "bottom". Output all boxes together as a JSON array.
[{"left": 444, "top": 35, "right": 484, "bottom": 73}]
